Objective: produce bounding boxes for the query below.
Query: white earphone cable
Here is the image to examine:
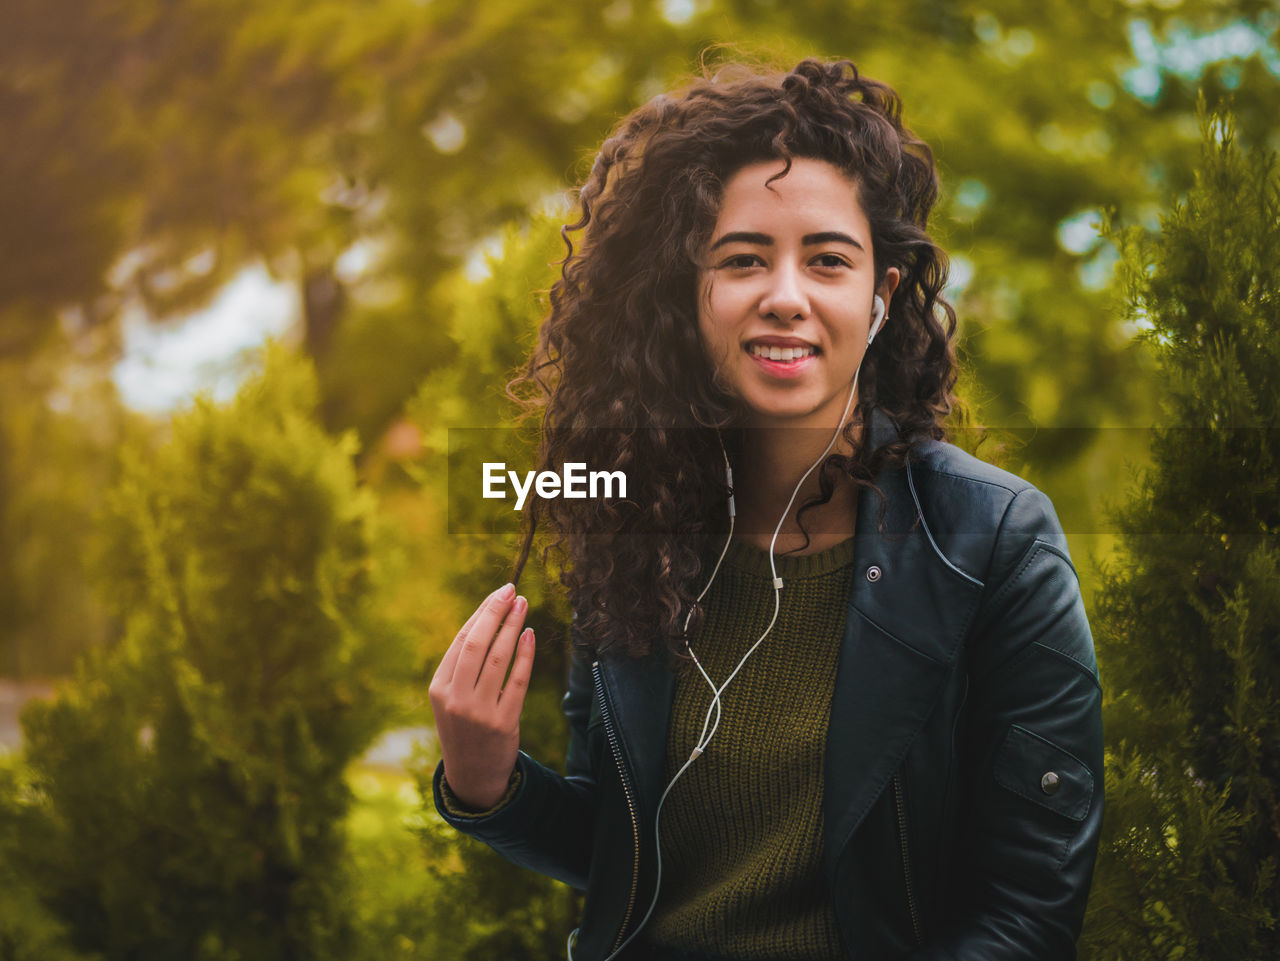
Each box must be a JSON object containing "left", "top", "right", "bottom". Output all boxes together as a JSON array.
[{"left": 577, "top": 296, "right": 884, "bottom": 961}]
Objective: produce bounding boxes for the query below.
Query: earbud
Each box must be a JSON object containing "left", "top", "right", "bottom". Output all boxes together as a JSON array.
[{"left": 868, "top": 295, "right": 887, "bottom": 345}]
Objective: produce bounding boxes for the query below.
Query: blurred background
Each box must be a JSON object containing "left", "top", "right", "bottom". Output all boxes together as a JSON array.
[{"left": 1, "top": 1, "right": 1278, "bottom": 959}]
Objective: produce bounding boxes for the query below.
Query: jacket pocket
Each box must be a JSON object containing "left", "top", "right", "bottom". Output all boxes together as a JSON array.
[
  {"left": 989, "top": 723, "right": 1095, "bottom": 871},
  {"left": 993, "top": 724, "right": 1094, "bottom": 822},
  {"left": 892, "top": 773, "right": 924, "bottom": 949}
]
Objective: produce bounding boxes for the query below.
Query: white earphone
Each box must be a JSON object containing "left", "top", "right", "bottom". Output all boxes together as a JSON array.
[{"left": 869, "top": 294, "right": 887, "bottom": 345}]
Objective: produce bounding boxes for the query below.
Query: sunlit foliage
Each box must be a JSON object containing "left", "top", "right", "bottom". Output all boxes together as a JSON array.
[
  {"left": 1082, "top": 106, "right": 1279, "bottom": 960},
  {"left": 11, "top": 349, "right": 410, "bottom": 959}
]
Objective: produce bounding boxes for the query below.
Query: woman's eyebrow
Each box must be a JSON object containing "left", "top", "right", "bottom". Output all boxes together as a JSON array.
[
  {"left": 709, "top": 230, "right": 865, "bottom": 251},
  {"left": 804, "top": 230, "right": 865, "bottom": 251},
  {"left": 709, "top": 231, "right": 772, "bottom": 249}
]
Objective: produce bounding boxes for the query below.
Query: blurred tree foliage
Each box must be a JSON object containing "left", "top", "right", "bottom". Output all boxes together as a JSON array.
[
  {"left": 0, "top": 760, "right": 97, "bottom": 960},
  {"left": 0, "top": 0, "right": 1273, "bottom": 427},
  {"left": 0, "top": 341, "right": 132, "bottom": 677},
  {"left": 4, "top": 0, "right": 1279, "bottom": 673},
  {"left": 8, "top": 348, "right": 411, "bottom": 960},
  {"left": 1080, "top": 108, "right": 1278, "bottom": 959}
]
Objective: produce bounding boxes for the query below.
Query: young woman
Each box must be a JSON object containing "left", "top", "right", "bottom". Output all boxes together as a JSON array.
[{"left": 428, "top": 59, "right": 1104, "bottom": 961}]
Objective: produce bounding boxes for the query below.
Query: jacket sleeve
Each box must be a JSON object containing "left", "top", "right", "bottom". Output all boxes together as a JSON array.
[
  {"left": 911, "top": 487, "right": 1105, "bottom": 961},
  {"left": 431, "top": 635, "right": 598, "bottom": 890}
]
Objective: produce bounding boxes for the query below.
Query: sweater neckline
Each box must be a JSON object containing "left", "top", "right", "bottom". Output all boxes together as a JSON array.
[{"left": 723, "top": 534, "right": 857, "bottom": 580}]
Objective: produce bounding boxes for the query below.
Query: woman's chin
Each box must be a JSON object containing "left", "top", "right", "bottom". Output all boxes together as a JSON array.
[{"left": 738, "top": 391, "right": 855, "bottom": 430}]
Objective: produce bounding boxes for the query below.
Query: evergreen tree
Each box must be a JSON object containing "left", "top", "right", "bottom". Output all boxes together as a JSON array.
[
  {"left": 1081, "top": 105, "right": 1279, "bottom": 959},
  {"left": 13, "top": 346, "right": 409, "bottom": 961}
]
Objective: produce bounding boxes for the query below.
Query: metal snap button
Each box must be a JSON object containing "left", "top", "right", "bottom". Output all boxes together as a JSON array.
[
  {"left": 1041, "top": 771, "right": 1061, "bottom": 795},
  {"left": 866, "top": 565, "right": 882, "bottom": 583}
]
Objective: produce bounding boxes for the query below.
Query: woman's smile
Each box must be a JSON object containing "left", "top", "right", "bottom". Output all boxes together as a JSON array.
[{"left": 745, "top": 335, "right": 820, "bottom": 377}]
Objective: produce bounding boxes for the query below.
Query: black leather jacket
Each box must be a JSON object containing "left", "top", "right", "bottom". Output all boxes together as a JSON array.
[{"left": 433, "top": 412, "right": 1105, "bottom": 960}]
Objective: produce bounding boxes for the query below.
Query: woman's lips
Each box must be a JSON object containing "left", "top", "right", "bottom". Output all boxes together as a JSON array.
[{"left": 745, "top": 344, "right": 817, "bottom": 379}]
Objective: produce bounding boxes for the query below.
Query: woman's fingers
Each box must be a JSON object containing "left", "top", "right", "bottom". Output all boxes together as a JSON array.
[
  {"left": 430, "top": 583, "right": 509, "bottom": 685},
  {"left": 497, "top": 628, "right": 536, "bottom": 726},
  {"left": 473, "top": 594, "right": 529, "bottom": 700},
  {"left": 452, "top": 585, "right": 518, "bottom": 688}
]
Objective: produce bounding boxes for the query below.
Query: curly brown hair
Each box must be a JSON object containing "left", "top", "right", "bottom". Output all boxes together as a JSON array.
[{"left": 509, "top": 57, "right": 960, "bottom": 662}]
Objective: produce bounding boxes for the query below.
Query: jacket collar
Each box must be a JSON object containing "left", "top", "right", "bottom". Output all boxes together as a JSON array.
[{"left": 595, "top": 409, "right": 985, "bottom": 868}]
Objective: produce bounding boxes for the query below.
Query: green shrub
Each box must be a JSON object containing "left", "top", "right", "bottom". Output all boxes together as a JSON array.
[
  {"left": 1082, "top": 105, "right": 1279, "bottom": 960},
  {"left": 15, "top": 345, "right": 409, "bottom": 961}
]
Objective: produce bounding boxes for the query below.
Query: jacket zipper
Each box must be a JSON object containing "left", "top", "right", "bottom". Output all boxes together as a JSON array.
[
  {"left": 592, "top": 660, "right": 641, "bottom": 955},
  {"left": 893, "top": 772, "right": 923, "bottom": 948}
]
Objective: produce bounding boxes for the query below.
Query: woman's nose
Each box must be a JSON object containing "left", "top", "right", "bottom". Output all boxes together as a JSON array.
[{"left": 758, "top": 263, "right": 809, "bottom": 322}]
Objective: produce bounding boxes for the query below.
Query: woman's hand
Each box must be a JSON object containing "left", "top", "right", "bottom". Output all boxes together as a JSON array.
[{"left": 429, "top": 583, "right": 536, "bottom": 810}]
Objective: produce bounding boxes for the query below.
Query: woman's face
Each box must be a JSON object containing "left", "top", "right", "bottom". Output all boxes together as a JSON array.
[{"left": 697, "top": 157, "right": 899, "bottom": 431}]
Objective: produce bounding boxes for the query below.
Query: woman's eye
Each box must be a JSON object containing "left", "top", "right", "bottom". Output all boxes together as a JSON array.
[
  {"left": 813, "top": 253, "right": 849, "bottom": 269},
  {"left": 721, "top": 254, "right": 761, "bottom": 269}
]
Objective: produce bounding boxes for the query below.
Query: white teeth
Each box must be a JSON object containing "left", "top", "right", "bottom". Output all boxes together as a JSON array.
[{"left": 749, "top": 344, "right": 815, "bottom": 361}]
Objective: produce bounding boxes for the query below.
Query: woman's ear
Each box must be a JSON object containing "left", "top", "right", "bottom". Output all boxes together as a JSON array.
[
  {"left": 879, "top": 266, "right": 901, "bottom": 313},
  {"left": 868, "top": 268, "right": 901, "bottom": 346}
]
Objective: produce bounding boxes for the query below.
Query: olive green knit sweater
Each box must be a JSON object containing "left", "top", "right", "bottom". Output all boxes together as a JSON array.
[{"left": 639, "top": 535, "right": 856, "bottom": 960}]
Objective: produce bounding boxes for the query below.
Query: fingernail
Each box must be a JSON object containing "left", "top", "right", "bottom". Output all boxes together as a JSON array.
[
  {"left": 497, "top": 583, "right": 515, "bottom": 600},
  {"left": 515, "top": 595, "right": 527, "bottom": 611}
]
